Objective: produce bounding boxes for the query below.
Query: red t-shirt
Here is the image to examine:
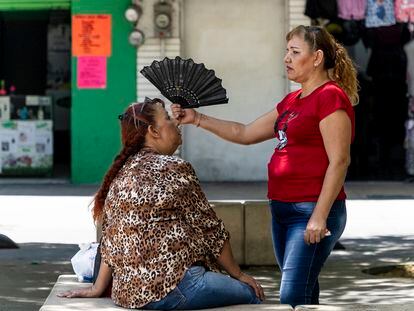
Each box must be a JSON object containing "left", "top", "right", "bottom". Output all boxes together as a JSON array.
[{"left": 267, "top": 81, "right": 355, "bottom": 202}]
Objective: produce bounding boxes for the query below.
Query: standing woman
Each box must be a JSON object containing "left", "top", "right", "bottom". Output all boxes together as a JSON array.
[{"left": 172, "top": 25, "right": 357, "bottom": 307}]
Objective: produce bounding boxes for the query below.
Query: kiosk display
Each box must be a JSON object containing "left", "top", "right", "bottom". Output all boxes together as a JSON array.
[{"left": 0, "top": 95, "right": 53, "bottom": 175}]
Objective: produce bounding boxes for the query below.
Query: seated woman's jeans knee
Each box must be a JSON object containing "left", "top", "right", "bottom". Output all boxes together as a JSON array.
[
  {"left": 144, "top": 266, "right": 261, "bottom": 310},
  {"left": 270, "top": 200, "right": 346, "bottom": 307}
]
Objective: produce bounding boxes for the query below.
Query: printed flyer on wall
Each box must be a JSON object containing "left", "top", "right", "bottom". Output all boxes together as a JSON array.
[{"left": 0, "top": 120, "right": 53, "bottom": 175}]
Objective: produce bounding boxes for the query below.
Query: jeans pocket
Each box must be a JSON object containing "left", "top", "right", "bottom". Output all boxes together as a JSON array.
[
  {"left": 186, "top": 266, "right": 205, "bottom": 278},
  {"left": 292, "top": 202, "right": 316, "bottom": 215},
  {"left": 144, "top": 286, "right": 186, "bottom": 310}
]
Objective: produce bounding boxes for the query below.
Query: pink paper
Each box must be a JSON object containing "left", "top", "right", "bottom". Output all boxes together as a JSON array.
[{"left": 77, "top": 56, "right": 107, "bottom": 89}]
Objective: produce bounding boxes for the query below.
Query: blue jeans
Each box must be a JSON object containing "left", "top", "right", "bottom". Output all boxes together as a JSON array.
[
  {"left": 269, "top": 200, "right": 347, "bottom": 307},
  {"left": 143, "top": 266, "right": 261, "bottom": 310}
]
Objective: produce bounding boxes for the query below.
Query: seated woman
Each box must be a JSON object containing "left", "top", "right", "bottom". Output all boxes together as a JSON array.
[{"left": 58, "top": 98, "right": 264, "bottom": 310}]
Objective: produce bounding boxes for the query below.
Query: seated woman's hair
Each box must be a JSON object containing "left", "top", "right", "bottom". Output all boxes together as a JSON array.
[{"left": 92, "top": 98, "right": 165, "bottom": 221}]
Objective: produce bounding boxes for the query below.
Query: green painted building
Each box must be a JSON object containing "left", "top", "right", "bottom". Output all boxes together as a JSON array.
[{"left": 0, "top": 0, "right": 137, "bottom": 184}]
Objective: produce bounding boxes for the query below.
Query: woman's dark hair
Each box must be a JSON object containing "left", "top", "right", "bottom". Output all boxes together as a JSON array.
[
  {"left": 92, "top": 98, "right": 165, "bottom": 222},
  {"left": 287, "top": 25, "right": 359, "bottom": 105}
]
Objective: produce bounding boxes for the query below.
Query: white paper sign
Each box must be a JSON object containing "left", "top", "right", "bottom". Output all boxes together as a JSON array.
[
  {"left": 26, "top": 96, "right": 40, "bottom": 106},
  {"left": 0, "top": 127, "right": 18, "bottom": 171},
  {"left": 17, "top": 122, "right": 36, "bottom": 148},
  {"left": 35, "top": 132, "right": 53, "bottom": 155},
  {"left": 0, "top": 97, "right": 10, "bottom": 121},
  {"left": 0, "top": 129, "right": 18, "bottom": 154}
]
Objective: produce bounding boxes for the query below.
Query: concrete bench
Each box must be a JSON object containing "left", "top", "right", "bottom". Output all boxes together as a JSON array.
[
  {"left": 40, "top": 275, "right": 293, "bottom": 310},
  {"left": 41, "top": 275, "right": 414, "bottom": 310},
  {"left": 212, "top": 200, "right": 275, "bottom": 265},
  {"left": 295, "top": 305, "right": 414, "bottom": 310}
]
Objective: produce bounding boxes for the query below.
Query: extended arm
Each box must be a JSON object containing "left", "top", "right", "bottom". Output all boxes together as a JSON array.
[
  {"left": 57, "top": 260, "right": 112, "bottom": 298},
  {"left": 171, "top": 104, "right": 278, "bottom": 145},
  {"left": 304, "top": 110, "right": 352, "bottom": 244}
]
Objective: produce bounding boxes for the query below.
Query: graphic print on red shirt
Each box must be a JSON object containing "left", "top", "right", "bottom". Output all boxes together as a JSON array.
[{"left": 274, "top": 110, "right": 299, "bottom": 150}]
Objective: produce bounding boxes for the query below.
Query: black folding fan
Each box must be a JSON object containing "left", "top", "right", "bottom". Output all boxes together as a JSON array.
[{"left": 140, "top": 56, "right": 229, "bottom": 108}]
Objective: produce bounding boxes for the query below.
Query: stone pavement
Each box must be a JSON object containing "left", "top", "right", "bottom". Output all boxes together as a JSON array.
[
  {"left": 0, "top": 180, "right": 414, "bottom": 200},
  {"left": 0, "top": 181, "right": 413, "bottom": 310},
  {"left": 0, "top": 243, "right": 78, "bottom": 311}
]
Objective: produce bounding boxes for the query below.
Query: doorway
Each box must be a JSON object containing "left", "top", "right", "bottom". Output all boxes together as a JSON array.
[
  {"left": 0, "top": 10, "right": 71, "bottom": 179},
  {"left": 345, "top": 25, "right": 410, "bottom": 181}
]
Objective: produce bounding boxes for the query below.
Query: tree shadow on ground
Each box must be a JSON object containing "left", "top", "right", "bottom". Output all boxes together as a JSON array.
[
  {"left": 1, "top": 238, "right": 413, "bottom": 308},
  {"left": 0, "top": 243, "right": 78, "bottom": 311},
  {"left": 320, "top": 235, "right": 414, "bottom": 304},
  {"left": 246, "top": 235, "right": 414, "bottom": 305}
]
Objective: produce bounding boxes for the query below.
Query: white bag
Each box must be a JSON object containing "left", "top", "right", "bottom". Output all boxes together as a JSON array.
[{"left": 71, "top": 243, "right": 99, "bottom": 282}]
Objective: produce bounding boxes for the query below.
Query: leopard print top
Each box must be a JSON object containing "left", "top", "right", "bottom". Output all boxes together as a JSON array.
[{"left": 100, "top": 148, "right": 230, "bottom": 308}]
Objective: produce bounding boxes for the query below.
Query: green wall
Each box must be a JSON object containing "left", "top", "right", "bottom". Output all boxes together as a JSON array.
[
  {"left": 0, "top": 0, "right": 70, "bottom": 11},
  {"left": 71, "top": 0, "right": 136, "bottom": 183}
]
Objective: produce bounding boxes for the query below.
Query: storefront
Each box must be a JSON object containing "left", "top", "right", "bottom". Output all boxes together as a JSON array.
[
  {"left": 0, "top": 7, "right": 70, "bottom": 177},
  {"left": 0, "top": 0, "right": 136, "bottom": 183},
  {"left": 2, "top": 0, "right": 410, "bottom": 183},
  {"left": 302, "top": 0, "right": 414, "bottom": 181}
]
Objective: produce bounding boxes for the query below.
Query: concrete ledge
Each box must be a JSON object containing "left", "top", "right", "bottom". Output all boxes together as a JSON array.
[
  {"left": 211, "top": 201, "right": 245, "bottom": 264},
  {"left": 40, "top": 275, "right": 126, "bottom": 310},
  {"left": 42, "top": 275, "right": 414, "bottom": 311},
  {"left": 295, "top": 305, "right": 414, "bottom": 311},
  {"left": 210, "top": 200, "right": 275, "bottom": 266},
  {"left": 41, "top": 275, "right": 293, "bottom": 310},
  {"left": 244, "top": 201, "right": 274, "bottom": 265}
]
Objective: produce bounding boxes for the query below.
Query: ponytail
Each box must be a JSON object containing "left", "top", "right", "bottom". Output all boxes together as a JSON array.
[
  {"left": 92, "top": 134, "right": 145, "bottom": 222},
  {"left": 331, "top": 43, "right": 359, "bottom": 106}
]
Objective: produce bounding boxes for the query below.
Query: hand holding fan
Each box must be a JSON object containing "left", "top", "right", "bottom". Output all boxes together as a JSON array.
[{"left": 140, "top": 56, "right": 229, "bottom": 108}]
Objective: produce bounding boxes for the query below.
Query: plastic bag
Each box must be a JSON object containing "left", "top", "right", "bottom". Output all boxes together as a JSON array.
[{"left": 71, "top": 243, "right": 99, "bottom": 282}]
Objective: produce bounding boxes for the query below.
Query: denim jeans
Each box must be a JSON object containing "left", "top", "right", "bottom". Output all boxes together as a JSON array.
[
  {"left": 269, "top": 200, "right": 347, "bottom": 307},
  {"left": 143, "top": 266, "right": 261, "bottom": 310}
]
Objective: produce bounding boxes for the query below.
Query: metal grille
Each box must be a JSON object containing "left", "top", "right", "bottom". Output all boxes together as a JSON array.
[{"left": 137, "top": 38, "right": 181, "bottom": 102}]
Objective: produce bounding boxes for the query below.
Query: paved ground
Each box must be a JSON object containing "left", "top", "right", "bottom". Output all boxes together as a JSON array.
[
  {"left": 1, "top": 180, "right": 414, "bottom": 200},
  {"left": 2, "top": 238, "right": 413, "bottom": 310},
  {"left": 0, "top": 243, "right": 77, "bottom": 311},
  {"left": 0, "top": 181, "right": 413, "bottom": 310}
]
